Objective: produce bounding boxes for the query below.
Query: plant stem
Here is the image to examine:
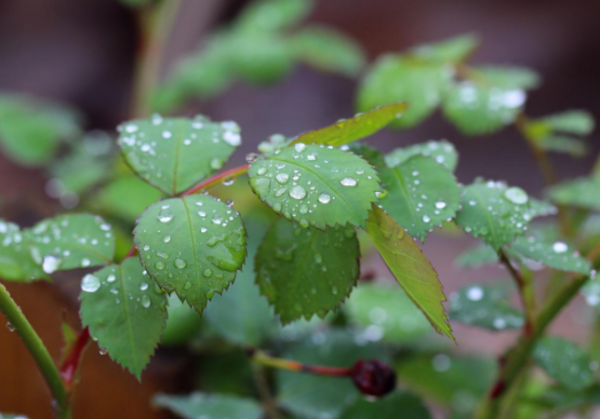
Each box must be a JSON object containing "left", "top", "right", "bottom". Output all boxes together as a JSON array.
[
  {"left": 250, "top": 349, "right": 351, "bottom": 377},
  {"left": 498, "top": 249, "right": 535, "bottom": 336},
  {"left": 476, "top": 242, "right": 600, "bottom": 419},
  {"left": 181, "top": 165, "right": 250, "bottom": 196},
  {"left": 251, "top": 365, "right": 281, "bottom": 419},
  {"left": 130, "top": 0, "right": 182, "bottom": 118},
  {"left": 0, "top": 283, "right": 70, "bottom": 419}
]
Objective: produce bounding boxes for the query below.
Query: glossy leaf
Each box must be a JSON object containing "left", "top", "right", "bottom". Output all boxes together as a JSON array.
[
  {"left": 449, "top": 284, "right": 524, "bottom": 331},
  {"left": 533, "top": 336, "right": 595, "bottom": 391},
  {"left": 154, "top": 392, "right": 263, "bottom": 419},
  {"left": 248, "top": 144, "right": 380, "bottom": 229},
  {"left": 472, "top": 65, "right": 541, "bottom": 90},
  {"left": 255, "top": 218, "right": 359, "bottom": 324},
  {"left": 0, "top": 94, "right": 80, "bottom": 166},
  {"left": 204, "top": 226, "right": 277, "bottom": 344},
  {"left": 357, "top": 55, "right": 450, "bottom": 128},
  {"left": 543, "top": 110, "right": 595, "bottom": 135},
  {"left": 537, "top": 135, "right": 587, "bottom": 157},
  {"left": 134, "top": 195, "right": 246, "bottom": 314},
  {"left": 27, "top": 214, "right": 115, "bottom": 273},
  {"left": 527, "top": 197, "right": 558, "bottom": 219},
  {"left": 442, "top": 81, "right": 526, "bottom": 135},
  {"left": 345, "top": 282, "right": 432, "bottom": 344},
  {"left": 80, "top": 258, "right": 168, "bottom": 379},
  {"left": 379, "top": 155, "right": 461, "bottom": 241},
  {"left": 366, "top": 205, "right": 453, "bottom": 340},
  {"left": 277, "top": 330, "right": 388, "bottom": 419},
  {"left": 0, "top": 220, "right": 48, "bottom": 282},
  {"left": 118, "top": 116, "right": 241, "bottom": 195},
  {"left": 235, "top": 0, "right": 312, "bottom": 33},
  {"left": 510, "top": 236, "right": 592, "bottom": 275},
  {"left": 456, "top": 180, "right": 531, "bottom": 249},
  {"left": 290, "top": 25, "right": 366, "bottom": 76},
  {"left": 340, "top": 391, "right": 433, "bottom": 419},
  {"left": 547, "top": 176, "right": 600, "bottom": 211},
  {"left": 454, "top": 244, "right": 498, "bottom": 268},
  {"left": 290, "top": 103, "right": 407, "bottom": 147},
  {"left": 385, "top": 140, "right": 458, "bottom": 172},
  {"left": 411, "top": 33, "right": 480, "bottom": 64}
]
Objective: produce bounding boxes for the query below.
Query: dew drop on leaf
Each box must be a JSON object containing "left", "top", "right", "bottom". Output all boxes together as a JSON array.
[
  {"left": 504, "top": 187, "right": 529, "bottom": 205},
  {"left": 157, "top": 208, "right": 174, "bottom": 223},
  {"left": 155, "top": 261, "right": 166, "bottom": 270},
  {"left": 175, "top": 259, "right": 187, "bottom": 269},
  {"left": 289, "top": 186, "right": 307, "bottom": 200},
  {"left": 552, "top": 241, "right": 568, "bottom": 254},
  {"left": 6, "top": 322, "right": 15, "bottom": 332},
  {"left": 141, "top": 295, "right": 151, "bottom": 308},
  {"left": 42, "top": 255, "right": 61, "bottom": 274},
  {"left": 81, "top": 274, "right": 101, "bottom": 293},
  {"left": 318, "top": 193, "right": 332, "bottom": 204},
  {"left": 340, "top": 177, "right": 358, "bottom": 187}
]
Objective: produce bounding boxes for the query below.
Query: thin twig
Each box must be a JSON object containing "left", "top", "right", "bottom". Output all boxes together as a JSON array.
[{"left": 498, "top": 249, "right": 535, "bottom": 336}]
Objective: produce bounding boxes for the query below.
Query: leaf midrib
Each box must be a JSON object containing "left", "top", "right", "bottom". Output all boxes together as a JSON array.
[{"left": 116, "top": 263, "right": 139, "bottom": 372}]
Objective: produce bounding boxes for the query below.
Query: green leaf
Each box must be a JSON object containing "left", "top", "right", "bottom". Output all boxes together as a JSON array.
[
  {"left": 379, "top": 155, "right": 461, "bottom": 241},
  {"left": 134, "top": 195, "right": 247, "bottom": 313},
  {"left": 118, "top": 116, "right": 241, "bottom": 195},
  {"left": 0, "top": 94, "right": 80, "bottom": 166},
  {"left": 365, "top": 205, "right": 453, "bottom": 340},
  {"left": 27, "top": 214, "right": 115, "bottom": 273},
  {"left": 454, "top": 244, "right": 498, "bottom": 268},
  {"left": 277, "top": 330, "right": 388, "bottom": 419},
  {"left": 547, "top": 175, "right": 600, "bottom": 211},
  {"left": 357, "top": 55, "right": 450, "bottom": 128},
  {"left": 385, "top": 140, "right": 458, "bottom": 172},
  {"left": 345, "top": 282, "right": 432, "bottom": 345},
  {"left": 255, "top": 218, "right": 359, "bottom": 324},
  {"left": 290, "top": 25, "right": 366, "bottom": 76},
  {"left": 204, "top": 226, "right": 277, "bottom": 345},
  {"left": 290, "top": 103, "right": 407, "bottom": 147},
  {"left": 235, "top": 0, "right": 313, "bottom": 33},
  {"left": 80, "top": 257, "right": 168, "bottom": 379},
  {"left": 542, "top": 110, "right": 595, "bottom": 135},
  {"left": 449, "top": 284, "right": 524, "bottom": 331},
  {"left": 472, "top": 65, "right": 541, "bottom": 90},
  {"left": 396, "top": 353, "right": 497, "bottom": 414},
  {"left": 154, "top": 392, "right": 263, "bottom": 419},
  {"left": 536, "top": 135, "right": 587, "bottom": 157},
  {"left": 455, "top": 180, "right": 531, "bottom": 250},
  {"left": 533, "top": 336, "right": 595, "bottom": 391},
  {"left": 340, "top": 391, "right": 433, "bottom": 419},
  {"left": 91, "top": 175, "right": 165, "bottom": 223},
  {"left": 411, "top": 33, "right": 480, "bottom": 64},
  {"left": 581, "top": 273, "right": 600, "bottom": 308},
  {"left": 509, "top": 236, "right": 591, "bottom": 275},
  {"left": 161, "top": 294, "right": 203, "bottom": 346},
  {"left": 248, "top": 144, "right": 380, "bottom": 229},
  {"left": 348, "top": 143, "right": 386, "bottom": 168},
  {"left": 228, "top": 33, "right": 295, "bottom": 84},
  {"left": 0, "top": 220, "right": 48, "bottom": 282},
  {"left": 442, "top": 81, "right": 526, "bottom": 135},
  {"left": 527, "top": 197, "right": 558, "bottom": 219}
]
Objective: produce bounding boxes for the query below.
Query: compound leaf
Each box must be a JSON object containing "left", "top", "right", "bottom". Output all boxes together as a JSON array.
[
  {"left": 290, "top": 103, "right": 407, "bottom": 147},
  {"left": 533, "top": 336, "right": 595, "bottom": 391},
  {"left": 248, "top": 144, "right": 380, "bottom": 229},
  {"left": 290, "top": 25, "right": 366, "bottom": 76},
  {"left": 134, "top": 195, "right": 246, "bottom": 314},
  {"left": 118, "top": 116, "right": 241, "bottom": 195},
  {"left": 449, "top": 284, "right": 524, "bottom": 331},
  {"left": 0, "top": 220, "right": 48, "bottom": 282},
  {"left": 357, "top": 55, "right": 450, "bottom": 128},
  {"left": 456, "top": 180, "right": 531, "bottom": 249},
  {"left": 154, "top": 392, "right": 263, "bottom": 419},
  {"left": 80, "top": 257, "right": 168, "bottom": 379},
  {"left": 385, "top": 140, "right": 458, "bottom": 172},
  {"left": 255, "top": 218, "right": 359, "bottom": 324},
  {"left": 366, "top": 205, "right": 453, "bottom": 340},
  {"left": 379, "top": 155, "right": 461, "bottom": 241},
  {"left": 27, "top": 214, "right": 115, "bottom": 273}
]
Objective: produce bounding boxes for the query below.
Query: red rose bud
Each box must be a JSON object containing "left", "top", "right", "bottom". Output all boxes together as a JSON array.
[{"left": 350, "top": 359, "right": 396, "bottom": 397}]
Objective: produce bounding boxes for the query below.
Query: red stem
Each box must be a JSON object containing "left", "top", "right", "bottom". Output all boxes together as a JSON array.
[{"left": 60, "top": 326, "right": 90, "bottom": 389}]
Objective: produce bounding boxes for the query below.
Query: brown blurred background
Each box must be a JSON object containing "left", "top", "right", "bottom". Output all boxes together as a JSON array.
[{"left": 1, "top": 0, "right": 599, "bottom": 418}]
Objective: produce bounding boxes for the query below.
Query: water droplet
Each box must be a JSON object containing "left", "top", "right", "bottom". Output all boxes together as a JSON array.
[
  {"left": 157, "top": 209, "right": 174, "bottom": 223},
  {"left": 175, "top": 259, "right": 187, "bottom": 269},
  {"left": 141, "top": 295, "right": 151, "bottom": 308},
  {"left": 203, "top": 268, "right": 213, "bottom": 278},
  {"left": 340, "top": 177, "right": 357, "bottom": 187},
  {"left": 289, "top": 186, "right": 307, "bottom": 200},
  {"left": 81, "top": 274, "right": 101, "bottom": 293},
  {"left": 422, "top": 215, "right": 431, "bottom": 223},
  {"left": 466, "top": 286, "right": 484, "bottom": 301},
  {"left": 184, "top": 281, "right": 192, "bottom": 290},
  {"left": 140, "top": 282, "right": 149, "bottom": 291},
  {"left": 163, "top": 235, "right": 171, "bottom": 243},
  {"left": 154, "top": 261, "right": 166, "bottom": 270},
  {"left": 504, "top": 187, "right": 529, "bottom": 205},
  {"left": 6, "top": 322, "right": 15, "bottom": 332},
  {"left": 99, "top": 348, "right": 108, "bottom": 356},
  {"left": 42, "top": 255, "right": 61, "bottom": 274},
  {"left": 246, "top": 153, "right": 258, "bottom": 163},
  {"left": 552, "top": 241, "right": 568, "bottom": 254},
  {"left": 435, "top": 201, "right": 447, "bottom": 209},
  {"left": 223, "top": 131, "right": 241, "bottom": 146},
  {"left": 294, "top": 143, "right": 306, "bottom": 153},
  {"left": 257, "top": 167, "right": 267, "bottom": 175},
  {"left": 81, "top": 258, "right": 91, "bottom": 268},
  {"left": 318, "top": 193, "right": 331, "bottom": 204},
  {"left": 223, "top": 178, "right": 234, "bottom": 186},
  {"left": 107, "top": 274, "right": 116, "bottom": 283}
]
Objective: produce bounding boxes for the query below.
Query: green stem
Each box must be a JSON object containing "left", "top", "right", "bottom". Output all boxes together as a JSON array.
[
  {"left": 498, "top": 249, "right": 535, "bottom": 336},
  {"left": 0, "top": 283, "right": 70, "bottom": 419},
  {"left": 130, "top": 0, "right": 182, "bottom": 118},
  {"left": 251, "top": 365, "right": 281, "bottom": 419}
]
